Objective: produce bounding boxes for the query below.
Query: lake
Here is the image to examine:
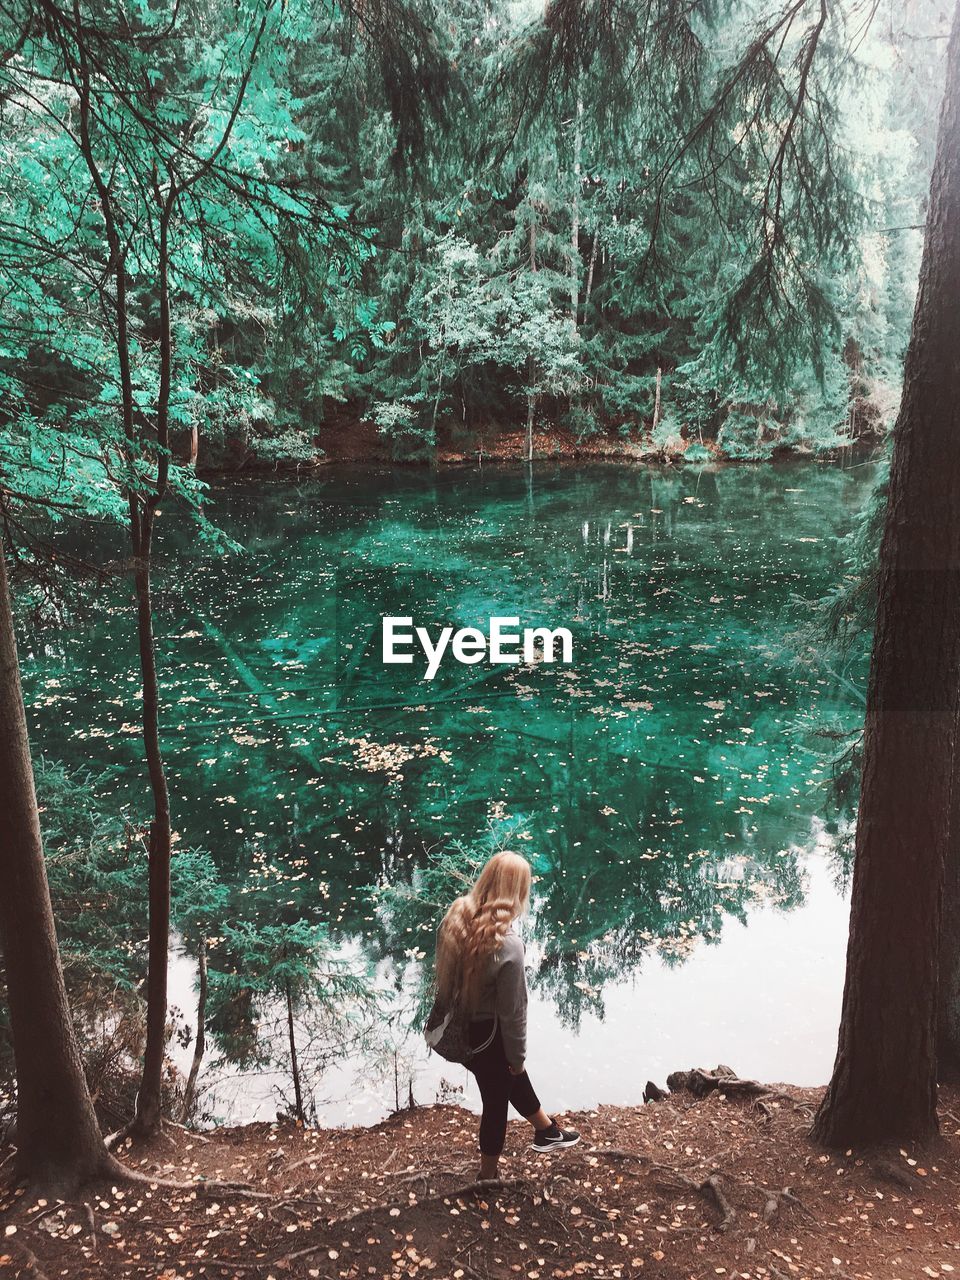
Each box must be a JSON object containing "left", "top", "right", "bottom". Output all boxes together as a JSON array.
[{"left": 21, "top": 460, "right": 877, "bottom": 1126}]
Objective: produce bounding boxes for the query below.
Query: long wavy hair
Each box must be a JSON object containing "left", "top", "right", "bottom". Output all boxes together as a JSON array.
[{"left": 435, "top": 851, "right": 532, "bottom": 1013}]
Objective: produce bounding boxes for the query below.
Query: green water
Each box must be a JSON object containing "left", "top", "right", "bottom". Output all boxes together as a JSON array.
[{"left": 22, "top": 461, "right": 874, "bottom": 1119}]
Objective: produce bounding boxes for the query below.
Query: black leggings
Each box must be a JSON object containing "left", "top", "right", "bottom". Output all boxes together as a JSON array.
[{"left": 467, "top": 1020, "right": 542, "bottom": 1157}]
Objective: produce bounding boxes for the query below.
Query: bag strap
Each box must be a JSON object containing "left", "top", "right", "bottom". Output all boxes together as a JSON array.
[{"left": 467, "top": 1010, "right": 498, "bottom": 1058}]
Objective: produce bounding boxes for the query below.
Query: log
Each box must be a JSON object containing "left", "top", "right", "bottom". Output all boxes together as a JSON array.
[{"left": 666, "top": 1066, "right": 769, "bottom": 1099}]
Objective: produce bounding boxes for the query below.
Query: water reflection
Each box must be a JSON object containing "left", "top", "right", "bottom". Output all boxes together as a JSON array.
[{"left": 22, "top": 461, "right": 873, "bottom": 1116}]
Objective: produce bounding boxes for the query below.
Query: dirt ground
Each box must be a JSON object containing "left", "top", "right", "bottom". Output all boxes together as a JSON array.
[{"left": 3, "top": 1083, "right": 960, "bottom": 1280}]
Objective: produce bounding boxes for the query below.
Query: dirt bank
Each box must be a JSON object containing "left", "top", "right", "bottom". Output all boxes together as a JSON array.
[
  {"left": 200, "top": 417, "right": 713, "bottom": 471},
  {"left": 3, "top": 1080, "right": 959, "bottom": 1279},
  {"left": 199, "top": 415, "right": 866, "bottom": 473}
]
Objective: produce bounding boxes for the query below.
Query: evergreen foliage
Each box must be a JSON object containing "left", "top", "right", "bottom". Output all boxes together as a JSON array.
[{"left": 0, "top": 0, "right": 949, "bottom": 476}]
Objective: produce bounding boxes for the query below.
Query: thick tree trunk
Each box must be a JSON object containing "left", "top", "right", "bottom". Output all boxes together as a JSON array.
[
  {"left": 940, "top": 835, "right": 960, "bottom": 1078},
  {"left": 939, "top": 736, "right": 960, "bottom": 1076},
  {"left": 942, "top": 621, "right": 960, "bottom": 1081},
  {"left": 0, "top": 542, "right": 118, "bottom": 1192},
  {"left": 811, "top": 0, "right": 960, "bottom": 1147}
]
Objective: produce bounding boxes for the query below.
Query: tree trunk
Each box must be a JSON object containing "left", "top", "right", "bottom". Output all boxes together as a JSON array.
[
  {"left": 652, "top": 366, "right": 663, "bottom": 434},
  {"left": 76, "top": 56, "right": 175, "bottom": 1139},
  {"left": 130, "top": 196, "right": 176, "bottom": 1139},
  {"left": 285, "top": 978, "right": 304, "bottom": 1122},
  {"left": 940, "top": 824, "right": 960, "bottom": 1079},
  {"left": 570, "top": 96, "right": 582, "bottom": 330},
  {"left": 526, "top": 372, "right": 535, "bottom": 464},
  {"left": 526, "top": 212, "right": 538, "bottom": 463},
  {"left": 811, "top": 0, "right": 960, "bottom": 1147},
  {"left": 125, "top": 534, "right": 173, "bottom": 1138},
  {"left": 582, "top": 229, "right": 600, "bottom": 325},
  {"left": 939, "top": 723, "right": 960, "bottom": 1077},
  {"left": 178, "top": 941, "right": 208, "bottom": 1124},
  {"left": 0, "top": 542, "right": 118, "bottom": 1192}
]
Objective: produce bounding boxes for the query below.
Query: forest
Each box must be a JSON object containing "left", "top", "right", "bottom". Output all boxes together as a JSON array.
[
  {"left": 3, "top": 0, "right": 960, "bottom": 1277},
  {"left": 0, "top": 0, "right": 945, "bottom": 475}
]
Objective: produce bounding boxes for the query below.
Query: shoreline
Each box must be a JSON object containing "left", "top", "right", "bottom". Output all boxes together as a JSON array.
[
  {"left": 192, "top": 420, "right": 884, "bottom": 478},
  {"left": 196, "top": 445, "right": 881, "bottom": 481}
]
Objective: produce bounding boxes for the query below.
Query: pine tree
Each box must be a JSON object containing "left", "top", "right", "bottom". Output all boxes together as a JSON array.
[
  {"left": 812, "top": 0, "right": 960, "bottom": 1147},
  {"left": 0, "top": 543, "right": 121, "bottom": 1192}
]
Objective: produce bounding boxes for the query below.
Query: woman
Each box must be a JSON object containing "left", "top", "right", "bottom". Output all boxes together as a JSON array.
[{"left": 435, "top": 850, "right": 580, "bottom": 1180}]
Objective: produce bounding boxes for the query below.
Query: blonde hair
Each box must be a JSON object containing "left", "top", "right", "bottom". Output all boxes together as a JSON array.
[{"left": 435, "top": 851, "right": 532, "bottom": 1013}]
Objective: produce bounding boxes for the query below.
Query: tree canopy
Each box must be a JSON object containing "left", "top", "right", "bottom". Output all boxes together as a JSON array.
[{"left": 0, "top": 0, "right": 948, "bottom": 488}]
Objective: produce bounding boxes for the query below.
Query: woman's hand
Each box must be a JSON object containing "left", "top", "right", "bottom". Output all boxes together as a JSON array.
[{"left": 508, "top": 1062, "right": 525, "bottom": 1075}]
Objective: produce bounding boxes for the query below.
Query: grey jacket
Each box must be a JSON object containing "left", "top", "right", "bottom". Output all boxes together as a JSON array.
[{"left": 472, "top": 930, "right": 528, "bottom": 1069}]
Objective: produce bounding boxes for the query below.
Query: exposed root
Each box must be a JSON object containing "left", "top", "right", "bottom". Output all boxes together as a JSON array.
[
  {"left": 450, "top": 1234, "right": 484, "bottom": 1280},
  {"left": 666, "top": 1066, "right": 772, "bottom": 1100},
  {"left": 718, "top": 1172, "right": 811, "bottom": 1225},
  {"left": 870, "top": 1159, "right": 918, "bottom": 1191},
  {"left": 587, "top": 1146, "right": 652, "bottom": 1164},
  {"left": 663, "top": 1066, "right": 814, "bottom": 1124},
  {"left": 6, "top": 1238, "right": 51, "bottom": 1280},
  {"left": 24, "top": 1206, "right": 61, "bottom": 1228},
  {"left": 761, "top": 1186, "right": 806, "bottom": 1224},
  {"left": 703, "top": 1173, "right": 737, "bottom": 1232},
  {"left": 386, "top": 1161, "right": 472, "bottom": 1179},
  {"left": 544, "top": 1173, "right": 610, "bottom": 1223},
  {"left": 105, "top": 1114, "right": 190, "bottom": 1153},
  {"left": 651, "top": 1163, "right": 706, "bottom": 1191},
  {"left": 328, "top": 1175, "right": 532, "bottom": 1227},
  {"left": 82, "top": 1200, "right": 97, "bottom": 1253},
  {"left": 651, "top": 1164, "right": 736, "bottom": 1231},
  {"left": 649, "top": 1157, "right": 807, "bottom": 1235},
  {"left": 162, "top": 1120, "right": 211, "bottom": 1144},
  {"left": 102, "top": 1126, "right": 126, "bottom": 1153},
  {"left": 208, "top": 1178, "right": 535, "bottom": 1272},
  {"left": 592, "top": 1145, "right": 743, "bottom": 1233},
  {"left": 280, "top": 1150, "right": 325, "bottom": 1175},
  {"left": 199, "top": 1258, "right": 263, "bottom": 1273},
  {"left": 111, "top": 1166, "right": 275, "bottom": 1200},
  {"left": 3, "top": 1148, "right": 274, "bottom": 1208}
]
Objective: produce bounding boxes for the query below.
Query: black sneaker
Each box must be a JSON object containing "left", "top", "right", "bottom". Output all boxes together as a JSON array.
[{"left": 529, "top": 1121, "right": 581, "bottom": 1153}]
